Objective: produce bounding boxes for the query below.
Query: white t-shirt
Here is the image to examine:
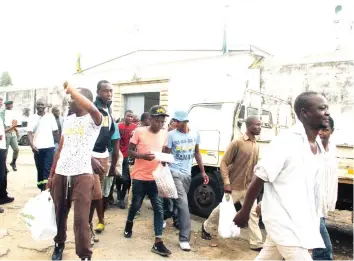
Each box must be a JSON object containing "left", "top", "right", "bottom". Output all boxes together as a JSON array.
[
  {"left": 55, "top": 114, "right": 102, "bottom": 176},
  {"left": 255, "top": 123, "right": 325, "bottom": 249},
  {"left": 27, "top": 113, "right": 58, "bottom": 149},
  {"left": 0, "top": 118, "right": 6, "bottom": 149}
]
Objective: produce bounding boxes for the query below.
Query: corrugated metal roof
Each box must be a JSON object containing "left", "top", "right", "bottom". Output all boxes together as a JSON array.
[{"left": 74, "top": 45, "right": 271, "bottom": 74}]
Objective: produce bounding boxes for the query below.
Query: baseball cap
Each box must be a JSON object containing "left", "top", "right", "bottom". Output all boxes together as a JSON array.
[
  {"left": 4, "top": 101, "right": 13, "bottom": 105},
  {"left": 172, "top": 110, "right": 189, "bottom": 122},
  {"left": 149, "top": 105, "right": 169, "bottom": 117}
]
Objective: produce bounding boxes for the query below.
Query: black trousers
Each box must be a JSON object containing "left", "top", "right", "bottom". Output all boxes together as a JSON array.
[
  {"left": 0, "top": 149, "right": 8, "bottom": 198},
  {"left": 34, "top": 147, "right": 55, "bottom": 191},
  {"left": 116, "top": 158, "right": 131, "bottom": 200}
]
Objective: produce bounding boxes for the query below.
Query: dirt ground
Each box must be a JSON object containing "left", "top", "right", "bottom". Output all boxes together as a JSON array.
[{"left": 0, "top": 147, "right": 353, "bottom": 260}]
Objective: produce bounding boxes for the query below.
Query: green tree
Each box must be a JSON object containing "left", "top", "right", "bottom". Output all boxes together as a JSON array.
[{"left": 0, "top": 71, "right": 12, "bottom": 87}]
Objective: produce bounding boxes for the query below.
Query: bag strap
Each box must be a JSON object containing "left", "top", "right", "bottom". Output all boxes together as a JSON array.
[{"left": 33, "top": 115, "right": 43, "bottom": 134}]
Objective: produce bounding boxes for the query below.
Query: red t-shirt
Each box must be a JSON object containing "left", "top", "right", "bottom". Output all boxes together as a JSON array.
[{"left": 118, "top": 122, "right": 137, "bottom": 158}]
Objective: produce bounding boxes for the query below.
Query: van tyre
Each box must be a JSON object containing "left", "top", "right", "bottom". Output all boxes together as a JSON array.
[{"left": 188, "top": 172, "right": 222, "bottom": 218}]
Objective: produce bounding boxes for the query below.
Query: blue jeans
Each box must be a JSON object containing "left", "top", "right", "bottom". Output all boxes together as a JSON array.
[
  {"left": 34, "top": 147, "right": 55, "bottom": 191},
  {"left": 312, "top": 218, "right": 333, "bottom": 260},
  {"left": 127, "top": 179, "right": 164, "bottom": 237}
]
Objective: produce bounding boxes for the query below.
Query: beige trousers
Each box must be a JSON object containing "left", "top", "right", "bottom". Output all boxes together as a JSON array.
[
  {"left": 204, "top": 189, "right": 263, "bottom": 249},
  {"left": 255, "top": 235, "right": 312, "bottom": 260}
]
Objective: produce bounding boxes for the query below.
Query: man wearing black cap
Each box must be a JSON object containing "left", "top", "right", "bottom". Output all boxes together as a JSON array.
[
  {"left": 124, "top": 105, "right": 171, "bottom": 257},
  {"left": 4, "top": 101, "right": 20, "bottom": 172}
]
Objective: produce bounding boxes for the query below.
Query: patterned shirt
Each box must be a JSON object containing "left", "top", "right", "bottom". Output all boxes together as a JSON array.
[{"left": 55, "top": 114, "right": 102, "bottom": 176}]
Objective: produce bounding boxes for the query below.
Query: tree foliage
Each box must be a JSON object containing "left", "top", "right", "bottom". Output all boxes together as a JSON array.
[{"left": 0, "top": 71, "right": 12, "bottom": 87}]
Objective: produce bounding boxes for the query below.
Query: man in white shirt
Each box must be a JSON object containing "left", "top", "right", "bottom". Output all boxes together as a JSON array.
[
  {"left": 27, "top": 99, "right": 60, "bottom": 191},
  {"left": 313, "top": 116, "right": 338, "bottom": 260},
  {"left": 0, "top": 116, "right": 15, "bottom": 207},
  {"left": 234, "top": 91, "right": 330, "bottom": 260}
]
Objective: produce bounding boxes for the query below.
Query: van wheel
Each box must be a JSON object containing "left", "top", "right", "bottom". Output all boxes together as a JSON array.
[
  {"left": 20, "top": 135, "right": 29, "bottom": 146},
  {"left": 188, "top": 172, "right": 222, "bottom": 218}
]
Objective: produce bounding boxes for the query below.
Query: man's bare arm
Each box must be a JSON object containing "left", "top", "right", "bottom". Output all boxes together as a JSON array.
[
  {"left": 109, "top": 139, "right": 120, "bottom": 176},
  {"left": 53, "top": 130, "right": 60, "bottom": 144},
  {"left": 194, "top": 144, "right": 209, "bottom": 184},
  {"left": 64, "top": 82, "right": 102, "bottom": 126},
  {"left": 233, "top": 176, "right": 264, "bottom": 227}
]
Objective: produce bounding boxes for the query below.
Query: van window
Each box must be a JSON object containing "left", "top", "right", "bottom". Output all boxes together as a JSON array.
[
  {"left": 247, "top": 107, "right": 273, "bottom": 125},
  {"left": 188, "top": 104, "right": 222, "bottom": 130}
]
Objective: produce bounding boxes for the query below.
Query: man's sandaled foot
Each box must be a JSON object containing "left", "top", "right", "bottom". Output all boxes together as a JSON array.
[{"left": 201, "top": 224, "right": 212, "bottom": 240}]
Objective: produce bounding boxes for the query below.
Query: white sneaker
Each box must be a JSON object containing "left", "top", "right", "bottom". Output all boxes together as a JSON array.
[
  {"left": 179, "top": 241, "right": 191, "bottom": 251},
  {"left": 163, "top": 221, "right": 166, "bottom": 229}
]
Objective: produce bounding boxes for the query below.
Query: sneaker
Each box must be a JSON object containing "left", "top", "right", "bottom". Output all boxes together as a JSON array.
[
  {"left": 163, "top": 221, "right": 166, "bottom": 229},
  {"left": 124, "top": 221, "right": 133, "bottom": 238},
  {"left": 0, "top": 196, "right": 15, "bottom": 205},
  {"left": 81, "top": 258, "right": 91, "bottom": 261},
  {"left": 151, "top": 241, "right": 171, "bottom": 257},
  {"left": 250, "top": 247, "right": 263, "bottom": 252},
  {"left": 52, "top": 243, "right": 65, "bottom": 260},
  {"left": 179, "top": 241, "right": 191, "bottom": 251},
  {"left": 94, "top": 223, "right": 104, "bottom": 233},
  {"left": 10, "top": 161, "right": 17, "bottom": 171},
  {"left": 118, "top": 200, "right": 125, "bottom": 209}
]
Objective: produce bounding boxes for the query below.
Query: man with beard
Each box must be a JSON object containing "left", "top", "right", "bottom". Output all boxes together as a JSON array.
[
  {"left": 202, "top": 116, "right": 263, "bottom": 251},
  {"left": 28, "top": 99, "right": 60, "bottom": 191},
  {"left": 233, "top": 91, "right": 330, "bottom": 260},
  {"left": 90, "top": 80, "right": 120, "bottom": 236}
]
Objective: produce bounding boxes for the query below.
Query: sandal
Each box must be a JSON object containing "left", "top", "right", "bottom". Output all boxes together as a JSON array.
[{"left": 201, "top": 224, "right": 212, "bottom": 240}]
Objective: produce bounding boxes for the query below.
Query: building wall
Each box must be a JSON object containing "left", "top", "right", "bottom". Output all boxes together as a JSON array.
[
  {"left": 1, "top": 86, "right": 68, "bottom": 118},
  {"left": 261, "top": 60, "right": 354, "bottom": 145}
]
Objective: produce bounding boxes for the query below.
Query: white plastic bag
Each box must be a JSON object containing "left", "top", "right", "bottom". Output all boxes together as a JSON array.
[
  {"left": 218, "top": 194, "right": 240, "bottom": 238},
  {"left": 153, "top": 164, "right": 178, "bottom": 199},
  {"left": 20, "top": 190, "right": 57, "bottom": 241}
]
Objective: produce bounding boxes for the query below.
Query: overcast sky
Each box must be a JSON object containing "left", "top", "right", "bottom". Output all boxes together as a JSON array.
[{"left": 0, "top": 0, "right": 353, "bottom": 86}]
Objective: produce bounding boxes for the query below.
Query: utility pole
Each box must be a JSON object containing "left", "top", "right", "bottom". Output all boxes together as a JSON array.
[{"left": 333, "top": 4, "right": 353, "bottom": 51}]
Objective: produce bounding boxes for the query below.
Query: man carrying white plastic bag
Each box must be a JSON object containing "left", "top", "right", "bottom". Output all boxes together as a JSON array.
[
  {"left": 218, "top": 193, "right": 240, "bottom": 238},
  {"left": 202, "top": 116, "right": 263, "bottom": 251},
  {"left": 20, "top": 190, "right": 57, "bottom": 241}
]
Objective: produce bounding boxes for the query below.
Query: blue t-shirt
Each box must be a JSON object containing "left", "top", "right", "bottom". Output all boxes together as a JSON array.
[
  {"left": 111, "top": 122, "right": 120, "bottom": 140},
  {"left": 167, "top": 129, "right": 200, "bottom": 175}
]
